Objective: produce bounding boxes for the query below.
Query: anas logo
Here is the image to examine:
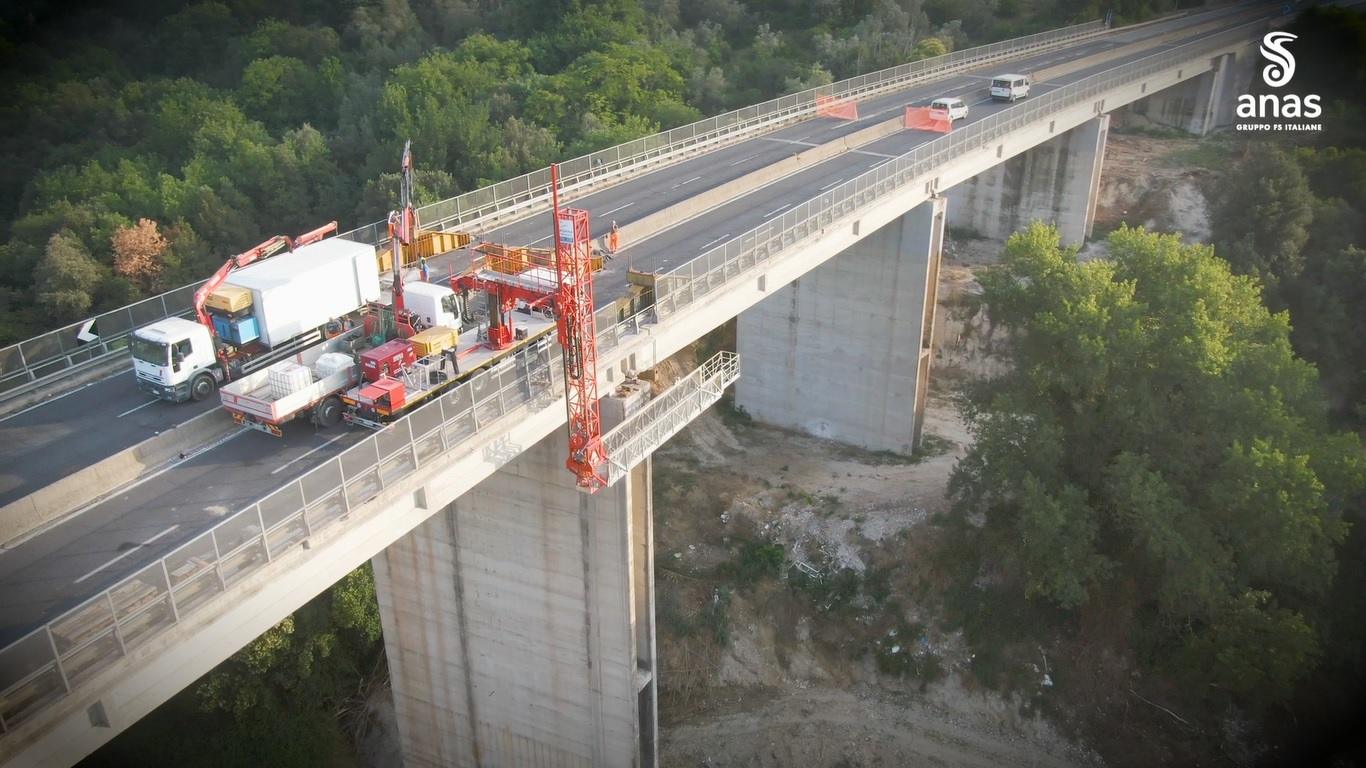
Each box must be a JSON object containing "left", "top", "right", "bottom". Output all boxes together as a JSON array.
[
  {"left": 1260, "top": 31, "right": 1297, "bottom": 87},
  {"left": 1237, "top": 30, "right": 1321, "bottom": 127}
]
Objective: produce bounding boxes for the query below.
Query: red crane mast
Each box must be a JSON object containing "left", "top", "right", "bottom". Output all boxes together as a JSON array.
[
  {"left": 389, "top": 140, "right": 417, "bottom": 315},
  {"left": 550, "top": 164, "right": 607, "bottom": 491},
  {"left": 449, "top": 164, "right": 607, "bottom": 490}
]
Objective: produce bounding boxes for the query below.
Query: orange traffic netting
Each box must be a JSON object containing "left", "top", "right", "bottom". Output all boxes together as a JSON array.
[
  {"left": 816, "top": 93, "right": 859, "bottom": 120},
  {"left": 904, "top": 107, "right": 952, "bottom": 133}
]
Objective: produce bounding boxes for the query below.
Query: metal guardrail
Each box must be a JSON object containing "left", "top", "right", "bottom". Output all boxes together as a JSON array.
[
  {"left": 0, "top": 17, "right": 1263, "bottom": 743},
  {"left": 0, "top": 19, "right": 1110, "bottom": 401},
  {"left": 600, "top": 351, "right": 740, "bottom": 486},
  {"left": 650, "top": 21, "right": 1263, "bottom": 320}
]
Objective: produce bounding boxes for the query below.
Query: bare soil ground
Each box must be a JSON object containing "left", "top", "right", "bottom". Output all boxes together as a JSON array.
[
  {"left": 652, "top": 129, "right": 1227, "bottom": 768},
  {"left": 653, "top": 396, "right": 1105, "bottom": 768}
]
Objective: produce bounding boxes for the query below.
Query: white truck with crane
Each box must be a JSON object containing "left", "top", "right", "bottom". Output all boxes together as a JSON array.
[
  {"left": 217, "top": 141, "right": 470, "bottom": 435},
  {"left": 129, "top": 222, "right": 380, "bottom": 402},
  {"left": 199, "top": 140, "right": 612, "bottom": 489}
]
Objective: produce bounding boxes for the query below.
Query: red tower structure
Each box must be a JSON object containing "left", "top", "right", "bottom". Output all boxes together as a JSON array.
[
  {"left": 550, "top": 165, "right": 606, "bottom": 490},
  {"left": 448, "top": 164, "right": 607, "bottom": 489}
]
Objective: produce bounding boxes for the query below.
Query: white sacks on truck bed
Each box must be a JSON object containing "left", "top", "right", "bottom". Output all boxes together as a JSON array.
[
  {"left": 313, "top": 352, "right": 355, "bottom": 380},
  {"left": 222, "top": 238, "right": 382, "bottom": 348},
  {"left": 268, "top": 361, "right": 315, "bottom": 400}
]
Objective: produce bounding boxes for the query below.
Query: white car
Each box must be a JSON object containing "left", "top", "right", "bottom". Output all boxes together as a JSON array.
[{"left": 930, "top": 97, "right": 969, "bottom": 121}]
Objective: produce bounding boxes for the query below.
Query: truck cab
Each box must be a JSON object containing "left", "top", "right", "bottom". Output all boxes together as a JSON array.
[
  {"left": 130, "top": 317, "right": 222, "bottom": 402},
  {"left": 403, "top": 281, "right": 463, "bottom": 333}
]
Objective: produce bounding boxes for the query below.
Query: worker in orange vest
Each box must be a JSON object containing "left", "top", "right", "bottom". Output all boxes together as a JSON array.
[{"left": 609, "top": 221, "right": 620, "bottom": 254}]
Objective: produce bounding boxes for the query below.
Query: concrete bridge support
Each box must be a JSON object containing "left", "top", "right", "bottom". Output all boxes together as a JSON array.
[
  {"left": 944, "top": 114, "right": 1109, "bottom": 248},
  {"left": 1126, "top": 51, "right": 1242, "bottom": 134},
  {"left": 372, "top": 428, "right": 657, "bottom": 768},
  {"left": 733, "top": 197, "right": 946, "bottom": 454}
]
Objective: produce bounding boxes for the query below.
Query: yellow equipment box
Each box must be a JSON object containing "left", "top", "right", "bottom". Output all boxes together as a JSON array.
[
  {"left": 409, "top": 326, "right": 459, "bottom": 358},
  {"left": 205, "top": 285, "right": 253, "bottom": 314}
]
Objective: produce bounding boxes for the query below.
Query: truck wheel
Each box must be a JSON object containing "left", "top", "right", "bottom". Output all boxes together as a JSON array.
[
  {"left": 315, "top": 396, "right": 342, "bottom": 428},
  {"left": 191, "top": 373, "right": 216, "bottom": 402}
]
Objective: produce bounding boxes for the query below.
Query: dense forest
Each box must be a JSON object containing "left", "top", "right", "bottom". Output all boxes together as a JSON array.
[
  {"left": 945, "top": 7, "right": 1366, "bottom": 766},
  {"left": 0, "top": 0, "right": 1357, "bottom": 764},
  {"left": 0, "top": 0, "right": 1174, "bottom": 346}
]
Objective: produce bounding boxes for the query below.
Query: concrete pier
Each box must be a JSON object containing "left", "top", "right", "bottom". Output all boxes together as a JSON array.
[
  {"left": 733, "top": 197, "right": 946, "bottom": 454},
  {"left": 1127, "top": 51, "right": 1243, "bottom": 135},
  {"left": 945, "top": 114, "right": 1109, "bottom": 247},
  {"left": 372, "top": 429, "right": 657, "bottom": 768}
]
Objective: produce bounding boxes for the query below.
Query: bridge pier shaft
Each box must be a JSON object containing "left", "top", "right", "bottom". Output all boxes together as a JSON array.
[
  {"left": 734, "top": 197, "right": 946, "bottom": 455},
  {"left": 945, "top": 114, "right": 1109, "bottom": 248},
  {"left": 373, "top": 428, "right": 657, "bottom": 768},
  {"left": 1126, "top": 51, "right": 1242, "bottom": 135}
]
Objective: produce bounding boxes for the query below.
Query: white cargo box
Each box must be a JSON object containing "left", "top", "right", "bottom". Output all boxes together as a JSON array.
[
  {"left": 314, "top": 352, "right": 355, "bottom": 380},
  {"left": 268, "top": 361, "right": 314, "bottom": 400},
  {"left": 225, "top": 238, "right": 381, "bottom": 348}
]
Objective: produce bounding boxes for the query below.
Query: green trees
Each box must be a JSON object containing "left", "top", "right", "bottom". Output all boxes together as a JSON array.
[
  {"left": 35, "top": 232, "right": 105, "bottom": 323},
  {"left": 949, "top": 223, "right": 1364, "bottom": 714},
  {"left": 197, "top": 565, "right": 384, "bottom": 719},
  {"left": 1209, "top": 145, "right": 1314, "bottom": 303},
  {"left": 1209, "top": 143, "right": 1366, "bottom": 425}
]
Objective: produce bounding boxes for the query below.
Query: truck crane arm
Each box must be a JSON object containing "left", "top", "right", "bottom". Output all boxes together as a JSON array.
[
  {"left": 389, "top": 140, "right": 417, "bottom": 314},
  {"left": 191, "top": 222, "right": 340, "bottom": 340}
]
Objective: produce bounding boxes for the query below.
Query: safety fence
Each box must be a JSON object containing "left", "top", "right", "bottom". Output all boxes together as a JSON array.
[
  {"left": 600, "top": 351, "right": 740, "bottom": 486},
  {"left": 0, "top": 18, "right": 1109, "bottom": 401},
  {"left": 650, "top": 22, "right": 1260, "bottom": 320},
  {"left": 0, "top": 16, "right": 1262, "bottom": 742}
]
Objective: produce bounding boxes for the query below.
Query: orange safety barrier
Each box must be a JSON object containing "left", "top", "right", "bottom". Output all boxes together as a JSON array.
[
  {"left": 816, "top": 93, "right": 859, "bottom": 121},
  {"left": 903, "top": 107, "right": 952, "bottom": 133}
]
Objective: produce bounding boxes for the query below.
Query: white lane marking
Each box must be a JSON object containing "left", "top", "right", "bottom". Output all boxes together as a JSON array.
[
  {"left": 700, "top": 234, "right": 731, "bottom": 251},
  {"left": 601, "top": 202, "right": 635, "bottom": 217},
  {"left": 760, "top": 137, "right": 819, "bottom": 147},
  {"left": 75, "top": 524, "right": 180, "bottom": 584},
  {"left": 819, "top": 178, "right": 845, "bottom": 191},
  {"left": 527, "top": 233, "right": 553, "bottom": 246},
  {"left": 0, "top": 367, "right": 133, "bottom": 424},
  {"left": 3, "top": 423, "right": 248, "bottom": 553},
  {"left": 272, "top": 434, "right": 349, "bottom": 476},
  {"left": 869, "top": 158, "right": 895, "bottom": 169},
  {"left": 727, "top": 154, "right": 758, "bottom": 166},
  {"left": 670, "top": 176, "right": 702, "bottom": 190},
  {"left": 118, "top": 399, "right": 161, "bottom": 418},
  {"left": 763, "top": 203, "right": 792, "bottom": 218}
]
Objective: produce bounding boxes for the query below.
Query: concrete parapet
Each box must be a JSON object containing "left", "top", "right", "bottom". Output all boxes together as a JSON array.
[
  {"left": 0, "top": 354, "right": 130, "bottom": 419},
  {"left": 617, "top": 115, "right": 906, "bottom": 249},
  {"left": 1029, "top": 7, "right": 1268, "bottom": 85},
  {"left": 0, "top": 410, "right": 240, "bottom": 548}
]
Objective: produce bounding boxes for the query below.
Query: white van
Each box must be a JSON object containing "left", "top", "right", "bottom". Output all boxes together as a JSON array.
[
  {"left": 989, "top": 74, "right": 1030, "bottom": 102},
  {"left": 929, "top": 97, "right": 969, "bottom": 121}
]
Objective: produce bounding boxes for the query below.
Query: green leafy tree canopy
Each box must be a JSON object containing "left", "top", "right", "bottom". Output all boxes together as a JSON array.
[{"left": 949, "top": 223, "right": 1364, "bottom": 714}]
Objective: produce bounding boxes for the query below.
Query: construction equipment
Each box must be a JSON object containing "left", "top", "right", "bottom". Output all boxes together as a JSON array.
[
  {"left": 445, "top": 165, "right": 607, "bottom": 489},
  {"left": 390, "top": 141, "right": 416, "bottom": 315},
  {"left": 129, "top": 222, "right": 378, "bottom": 403},
  {"left": 208, "top": 147, "right": 611, "bottom": 490}
]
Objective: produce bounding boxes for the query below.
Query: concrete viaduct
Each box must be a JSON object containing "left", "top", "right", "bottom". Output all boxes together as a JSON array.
[{"left": 0, "top": 5, "right": 1275, "bottom": 765}]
